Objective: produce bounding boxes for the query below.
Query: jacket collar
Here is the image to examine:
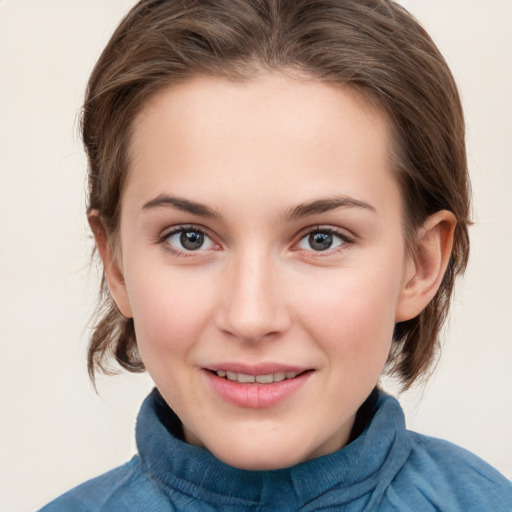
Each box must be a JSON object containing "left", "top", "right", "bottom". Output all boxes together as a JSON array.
[{"left": 136, "top": 387, "right": 411, "bottom": 508}]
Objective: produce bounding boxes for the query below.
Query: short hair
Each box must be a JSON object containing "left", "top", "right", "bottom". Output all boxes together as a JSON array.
[{"left": 84, "top": 0, "right": 471, "bottom": 389}]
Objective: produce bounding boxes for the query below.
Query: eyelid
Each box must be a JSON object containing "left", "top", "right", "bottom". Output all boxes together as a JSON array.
[
  {"left": 159, "top": 223, "right": 207, "bottom": 240},
  {"left": 292, "top": 225, "right": 355, "bottom": 253},
  {"left": 157, "top": 224, "right": 221, "bottom": 255},
  {"left": 154, "top": 223, "right": 355, "bottom": 256}
]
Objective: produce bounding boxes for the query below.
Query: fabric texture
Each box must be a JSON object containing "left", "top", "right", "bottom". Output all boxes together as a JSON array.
[{"left": 40, "top": 388, "right": 512, "bottom": 511}]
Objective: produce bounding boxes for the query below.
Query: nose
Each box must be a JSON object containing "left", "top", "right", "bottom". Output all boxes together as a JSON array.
[{"left": 215, "top": 250, "right": 291, "bottom": 343}]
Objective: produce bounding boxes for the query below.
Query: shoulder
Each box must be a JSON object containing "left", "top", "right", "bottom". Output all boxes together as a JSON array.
[
  {"left": 384, "top": 431, "right": 512, "bottom": 512},
  {"left": 38, "top": 456, "right": 167, "bottom": 512}
]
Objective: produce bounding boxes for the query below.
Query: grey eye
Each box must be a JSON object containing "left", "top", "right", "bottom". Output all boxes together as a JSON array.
[
  {"left": 308, "top": 232, "right": 333, "bottom": 251},
  {"left": 180, "top": 230, "right": 204, "bottom": 250},
  {"left": 298, "top": 230, "right": 345, "bottom": 252},
  {"left": 166, "top": 228, "right": 215, "bottom": 251}
]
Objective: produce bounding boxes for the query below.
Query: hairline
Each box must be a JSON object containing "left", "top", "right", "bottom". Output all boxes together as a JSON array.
[{"left": 107, "top": 67, "right": 419, "bottom": 257}]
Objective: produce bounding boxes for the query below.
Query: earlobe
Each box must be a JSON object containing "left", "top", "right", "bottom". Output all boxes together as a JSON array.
[
  {"left": 395, "top": 210, "right": 456, "bottom": 322},
  {"left": 88, "top": 212, "right": 133, "bottom": 319}
]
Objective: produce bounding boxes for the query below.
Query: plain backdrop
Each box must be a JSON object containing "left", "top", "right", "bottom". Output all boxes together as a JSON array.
[{"left": 1, "top": 1, "right": 511, "bottom": 510}]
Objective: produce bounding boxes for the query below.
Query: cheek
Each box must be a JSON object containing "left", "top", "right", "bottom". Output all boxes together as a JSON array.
[
  {"left": 126, "top": 270, "right": 223, "bottom": 418},
  {"left": 295, "top": 270, "right": 399, "bottom": 370},
  {"left": 127, "top": 272, "right": 212, "bottom": 359}
]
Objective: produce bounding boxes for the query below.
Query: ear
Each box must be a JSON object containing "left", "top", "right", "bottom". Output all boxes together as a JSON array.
[
  {"left": 88, "top": 211, "right": 133, "bottom": 318},
  {"left": 395, "top": 210, "right": 456, "bottom": 322}
]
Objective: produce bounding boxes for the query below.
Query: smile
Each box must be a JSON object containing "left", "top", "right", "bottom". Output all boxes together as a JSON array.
[
  {"left": 204, "top": 366, "right": 313, "bottom": 408},
  {"left": 215, "top": 370, "right": 301, "bottom": 384}
]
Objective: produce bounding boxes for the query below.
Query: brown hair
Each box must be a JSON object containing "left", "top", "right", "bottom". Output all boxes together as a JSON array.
[{"left": 84, "top": 0, "right": 470, "bottom": 389}]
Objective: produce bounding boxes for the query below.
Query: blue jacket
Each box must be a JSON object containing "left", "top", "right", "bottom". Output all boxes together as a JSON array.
[{"left": 40, "top": 388, "right": 512, "bottom": 511}]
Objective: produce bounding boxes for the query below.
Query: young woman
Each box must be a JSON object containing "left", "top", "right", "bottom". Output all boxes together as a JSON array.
[{"left": 40, "top": 0, "right": 512, "bottom": 510}]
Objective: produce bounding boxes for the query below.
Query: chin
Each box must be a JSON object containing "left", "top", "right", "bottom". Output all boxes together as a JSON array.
[
  {"left": 204, "top": 436, "right": 315, "bottom": 471},
  {"left": 215, "top": 449, "right": 302, "bottom": 471}
]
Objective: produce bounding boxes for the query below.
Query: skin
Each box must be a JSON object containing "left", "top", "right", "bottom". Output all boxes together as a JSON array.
[{"left": 95, "top": 73, "right": 455, "bottom": 470}]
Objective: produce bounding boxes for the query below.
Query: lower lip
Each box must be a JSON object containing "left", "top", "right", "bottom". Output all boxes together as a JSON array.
[{"left": 204, "top": 370, "right": 312, "bottom": 408}]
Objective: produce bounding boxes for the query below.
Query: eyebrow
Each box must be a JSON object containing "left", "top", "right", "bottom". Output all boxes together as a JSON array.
[
  {"left": 141, "top": 194, "right": 375, "bottom": 221},
  {"left": 283, "top": 196, "right": 376, "bottom": 221},
  {"left": 142, "top": 194, "right": 222, "bottom": 219}
]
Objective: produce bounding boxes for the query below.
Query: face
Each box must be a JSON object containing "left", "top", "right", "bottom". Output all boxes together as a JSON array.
[{"left": 112, "top": 73, "right": 417, "bottom": 470}]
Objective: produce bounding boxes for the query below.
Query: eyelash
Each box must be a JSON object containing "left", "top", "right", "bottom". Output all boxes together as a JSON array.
[
  {"left": 295, "top": 226, "right": 354, "bottom": 255},
  {"left": 157, "top": 225, "right": 218, "bottom": 258},
  {"left": 156, "top": 225, "right": 354, "bottom": 257}
]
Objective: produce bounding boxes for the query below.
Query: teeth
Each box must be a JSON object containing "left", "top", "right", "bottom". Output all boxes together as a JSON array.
[
  {"left": 255, "top": 374, "right": 273, "bottom": 384},
  {"left": 237, "top": 373, "right": 255, "bottom": 383},
  {"left": 216, "top": 370, "right": 300, "bottom": 383}
]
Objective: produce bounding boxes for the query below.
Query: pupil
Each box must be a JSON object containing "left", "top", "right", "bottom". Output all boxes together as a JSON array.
[
  {"left": 180, "top": 230, "right": 204, "bottom": 250},
  {"left": 309, "top": 232, "right": 332, "bottom": 251}
]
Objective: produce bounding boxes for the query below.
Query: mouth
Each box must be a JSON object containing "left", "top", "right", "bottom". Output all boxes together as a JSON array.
[
  {"left": 203, "top": 365, "right": 313, "bottom": 408},
  {"left": 211, "top": 369, "right": 304, "bottom": 384}
]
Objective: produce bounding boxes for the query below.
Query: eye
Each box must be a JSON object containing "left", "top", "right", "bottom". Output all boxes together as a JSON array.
[
  {"left": 164, "top": 227, "right": 216, "bottom": 252},
  {"left": 297, "top": 229, "right": 347, "bottom": 252}
]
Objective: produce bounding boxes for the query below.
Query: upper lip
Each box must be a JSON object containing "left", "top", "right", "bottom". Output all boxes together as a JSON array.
[{"left": 204, "top": 362, "right": 311, "bottom": 375}]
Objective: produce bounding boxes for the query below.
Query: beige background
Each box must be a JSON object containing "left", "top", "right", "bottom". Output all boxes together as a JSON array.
[{"left": 0, "top": 1, "right": 511, "bottom": 510}]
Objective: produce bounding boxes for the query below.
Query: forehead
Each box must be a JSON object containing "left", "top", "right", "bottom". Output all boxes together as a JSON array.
[
  {"left": 125, "top": 73, "right": 400, "bottom": 219},
  {"left": 131, "top": 73, "right": 389, "bottom": 157}
]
